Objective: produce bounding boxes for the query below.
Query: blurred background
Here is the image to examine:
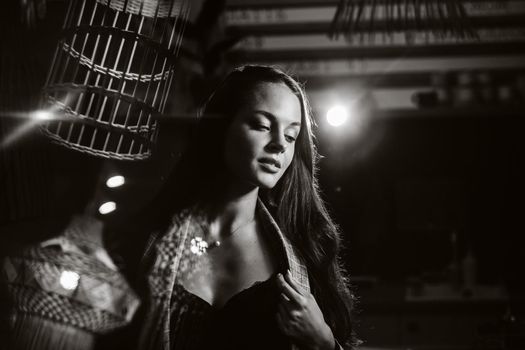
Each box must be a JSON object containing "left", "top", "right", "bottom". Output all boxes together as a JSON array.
[{"left": 1, "top": 0, "right": 524, "bottom": 349}]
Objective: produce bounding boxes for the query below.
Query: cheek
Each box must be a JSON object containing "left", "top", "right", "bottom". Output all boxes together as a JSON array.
[
  {"left": 233, "top": 133, "right": 259, "bottom": 161},
  {"left": 281, "top": 145, "right": 296, "bottom": 172},
  {"left": 224, "top": 130, "right": 258, "bottom": 170}
]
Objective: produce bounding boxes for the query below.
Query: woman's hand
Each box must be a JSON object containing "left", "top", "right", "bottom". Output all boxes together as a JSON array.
[{"left": 276, "top": 271, "right": 335, "bottom": 350}]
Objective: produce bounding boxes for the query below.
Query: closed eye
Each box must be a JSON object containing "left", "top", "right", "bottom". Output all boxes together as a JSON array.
[
  {"left": 251, "top": 122, "right": 270, "bottom": 131},
  {"left": 285, "top": 135, "right": 296, "bottom": 143}
]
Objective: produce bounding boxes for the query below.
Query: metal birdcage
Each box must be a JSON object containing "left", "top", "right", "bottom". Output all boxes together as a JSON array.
[{"left": 41, "top": 0, "right": 190, "bottom": 160}]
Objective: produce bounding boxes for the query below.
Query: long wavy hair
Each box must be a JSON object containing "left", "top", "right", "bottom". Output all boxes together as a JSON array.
[{"left": 153, "top": 65, "right": 357, "bottom": 347}]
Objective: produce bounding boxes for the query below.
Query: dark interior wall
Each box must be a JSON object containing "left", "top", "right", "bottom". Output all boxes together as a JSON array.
[
  {"left": 318, "top": 112, "right": 525, "bottom": 287},
  {"left": 0, "top": 1, "right": 68, "bottom": 226}
]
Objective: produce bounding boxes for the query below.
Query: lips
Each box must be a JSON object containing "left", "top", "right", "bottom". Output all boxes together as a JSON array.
[{"left": 259, "top": 157, "right": 281, "bottom": 169}]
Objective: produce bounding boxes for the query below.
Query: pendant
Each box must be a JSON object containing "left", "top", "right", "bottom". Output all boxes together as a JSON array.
[{"left": 190, "top": 237, "right": 220, "bottom": 256}]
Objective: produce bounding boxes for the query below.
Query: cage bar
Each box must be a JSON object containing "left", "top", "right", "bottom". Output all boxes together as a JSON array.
[{"left": 42, "top": 0, "right": 189, "bottom": 160}]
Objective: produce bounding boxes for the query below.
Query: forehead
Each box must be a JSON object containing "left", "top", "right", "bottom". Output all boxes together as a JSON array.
[{"left": 241, "top": 82, "right": 302, "bottom": 125}]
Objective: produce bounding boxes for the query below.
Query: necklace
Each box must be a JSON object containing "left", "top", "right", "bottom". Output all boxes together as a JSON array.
[{"left": 190, "top": 217, "right": 255, "bottom": 256}]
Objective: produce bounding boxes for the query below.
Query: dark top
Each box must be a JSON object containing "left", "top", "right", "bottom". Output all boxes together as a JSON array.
[{"left": 169, "top": 274, "right": 290, "bottom": 350}]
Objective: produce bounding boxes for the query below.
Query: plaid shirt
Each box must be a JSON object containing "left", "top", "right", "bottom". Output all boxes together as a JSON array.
[{"left": 139, "top": 198, "right": 342, "bottom": 350}]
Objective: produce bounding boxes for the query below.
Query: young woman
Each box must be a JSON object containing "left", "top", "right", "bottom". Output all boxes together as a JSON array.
[{"left": 138, "top": 65, "right": 357, "bottom": 350}]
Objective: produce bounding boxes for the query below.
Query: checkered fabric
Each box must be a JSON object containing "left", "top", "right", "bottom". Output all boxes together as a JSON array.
[
  {"left": 7, "top": 284, "right": 125, "bottom": 331},
  {"left": 139, "top": 198, "right": 312, "bottom": 350},
  {"left": 257, "top": 198, "right": 311, "bottom": 295},
  {"left": 1, "top": 215, "right": 140, "bottom": 334}
]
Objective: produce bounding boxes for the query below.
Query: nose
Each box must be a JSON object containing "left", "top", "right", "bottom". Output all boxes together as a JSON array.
[{"left": 266, "top": 130, "right": 286, "bottom": 153}]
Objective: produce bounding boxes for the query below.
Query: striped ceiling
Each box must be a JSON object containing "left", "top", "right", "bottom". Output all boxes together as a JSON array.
[{"left": 222, "top": 0, "right": 525, "bottom": 112}]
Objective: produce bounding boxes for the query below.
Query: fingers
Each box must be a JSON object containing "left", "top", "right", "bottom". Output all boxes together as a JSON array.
[
  {"left": 279, "top": 292, "right": 296, "bottom": 314},
  {"left": 280, "top": 292, "right": 291, "bottom": 303},
  {"left": 283, "top": 270, "right": 303, "bottom": 294},
  {"left": 278, "top": 301, "right": 300, "bottom": 328},
  {"left": 276, "top": 306, "right": 285, "bottom": 328},
  {"left": 276, "top": 308, "right": 290, "bottom": 336},
  {"left": 277, "top": 272, "right": 304, "bottom": 305},
  {"left": 278, "top": 301, "right": 288, "bottom": 317}
]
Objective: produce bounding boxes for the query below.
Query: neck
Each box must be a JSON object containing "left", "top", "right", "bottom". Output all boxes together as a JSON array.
[{"left": 209, "top": 183, "right": 259, "bottom": 239}]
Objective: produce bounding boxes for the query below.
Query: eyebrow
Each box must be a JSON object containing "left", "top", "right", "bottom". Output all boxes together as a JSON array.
[{"left": 253, "top": 110, "right": 301, "bottom": 127}]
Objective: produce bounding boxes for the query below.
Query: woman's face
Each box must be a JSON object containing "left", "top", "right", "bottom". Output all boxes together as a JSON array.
[{"left": 223, "top": 82, "right": 302, "bottom": 190}]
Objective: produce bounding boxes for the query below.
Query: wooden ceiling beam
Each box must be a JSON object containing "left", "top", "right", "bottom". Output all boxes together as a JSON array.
[
  {"left": 227, "top": 41, "right": 525, "bottom": 61},
  {"left": 227, "top": 15, "right": 525, "bottom": 36}
]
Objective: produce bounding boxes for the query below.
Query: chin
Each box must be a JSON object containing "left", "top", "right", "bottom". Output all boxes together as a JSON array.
[
  {"left": 252, "top": 173, "right": 281, "bottom": 190},
  {"left": 258, "top": 182, "right": 277, "bottom": 190}
]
